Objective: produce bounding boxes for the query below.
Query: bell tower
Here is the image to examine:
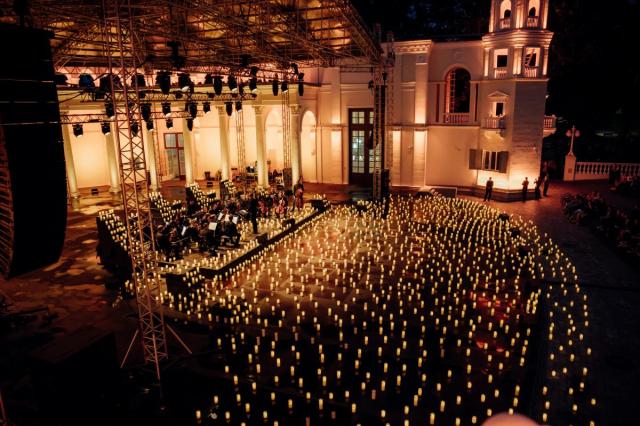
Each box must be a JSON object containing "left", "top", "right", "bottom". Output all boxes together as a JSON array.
[{"left": 474, "top": 0, "right": 554, "bottom": 196}]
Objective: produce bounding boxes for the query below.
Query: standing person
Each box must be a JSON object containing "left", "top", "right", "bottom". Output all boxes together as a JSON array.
[
  {"left": 521, "top": 177, "right": 529, "bottom": 202},
  {"left": 543, "top": 175, "right": 550, "bottom": 197},
  {"left": 483, "top": 177, "right": 494, "bottom": 201},
  {"left": 249, "top": 192, "right": 259, "bottom": 234},
  {"left": 534, "top": 177, "right": 541, "bottom": 200}
]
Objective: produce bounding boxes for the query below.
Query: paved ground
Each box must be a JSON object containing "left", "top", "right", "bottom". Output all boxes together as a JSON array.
[{"left": 1, "top": 179, "right": 639, "bottom": 424}]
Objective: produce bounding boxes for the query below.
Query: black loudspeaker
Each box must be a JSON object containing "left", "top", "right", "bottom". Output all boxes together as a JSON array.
[
  {"left": 0, "top": 24, "right": 67, "bottom": 277},
  {"left": 256, "top": 232, "right": 268, "bottom": 245}
]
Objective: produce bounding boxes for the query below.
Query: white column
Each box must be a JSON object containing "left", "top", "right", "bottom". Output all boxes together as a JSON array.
[
  {"left": 253, "top": 105, "right": 268, "bottom": 187},
  {"left": 145, "top": 127, "right": 160, "bottom": 190},
  {"left": 181, "top": 118, "right": 195, "bottom": 186},
  {"left": 217, "top": 106, "right": 231, "bottom": 181},
  {"left": 104, "top": 123, "right": 121, "bottom": 194},
  {"left": 290, "top": 104, "right": 302, "bottom": 185},
  {"left": 61, "top": 123, "right": 80, "bottom": 198}
]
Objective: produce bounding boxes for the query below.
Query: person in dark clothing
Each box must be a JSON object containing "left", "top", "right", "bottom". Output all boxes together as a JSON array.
[
  {"left": 484, "top": 177, "right": 494, "bottom": 201},
  {"left": 249, "top": 192, "right": 259, "bottom": 234},
  {"left": 534, "top": 178, "right": 541, "bottom": 200},
  {"left": 543, "top": 175, "right": 550, "bottom": 196},
  {"left": 522, "top": 177, "right": 529, "bottom": 202}
]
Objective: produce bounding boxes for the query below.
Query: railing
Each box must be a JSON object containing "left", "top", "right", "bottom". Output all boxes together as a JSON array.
[
  {"left": 524, "top": 66, "right": 539, "bottom": 78},
  {"left": 443, "top": 113, "right": 470, "bottom": 125},
  {"left": 543, "top": 115, "right": 556, "bottom": 129},
  {"left": 499, "top": 18, "right": 511, "bottom": 29},
  {"left": 483, "top": 116, "right": 506, "bottom": 129},
  {"left": 573, "top": 162, "right": 640, "bottom": 181},
  {"left": 526, "top": 16, "right": 540, "bottom": 27},
  {"left": 494, "top": 67, "right": 508, "bottom": 79}
]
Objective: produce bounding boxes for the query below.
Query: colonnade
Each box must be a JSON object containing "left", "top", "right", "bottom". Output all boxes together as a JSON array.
[{"left": 62, "top": 103, "right": 304, "bottom": 198}]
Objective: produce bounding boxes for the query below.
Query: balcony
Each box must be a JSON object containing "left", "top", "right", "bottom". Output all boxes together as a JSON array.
[
  {"left": 499, "top": 17, "right": 511, "bottom": 29},
  {"left": 544, "top": 115, "right": 556, "bottom": 129},
  {"left": 524, "top": 66, "right": 539, "bottom": 78},
  {"left": 483, "top": 116, "right": 506, "bottom": 129},
  {"left": 443, "top": 113, "right": 470, "bottom": 125},
  {"left": 494, "top": 67, "right": 508, "bottom": 79},
  {"left": 526, "top": 16, "right": 540, "bottom": 28}
]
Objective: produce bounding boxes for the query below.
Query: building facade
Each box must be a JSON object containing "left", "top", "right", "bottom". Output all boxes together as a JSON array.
[{"left": 59, "top": 0, "right": 554, "bottom": 198}]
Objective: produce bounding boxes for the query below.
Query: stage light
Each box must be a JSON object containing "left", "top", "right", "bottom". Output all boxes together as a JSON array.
[
  {"left": 141, "top": 103, "right": 152, "bottom": 121},
  {"left": 241, "top": 54, "right": 251, "bottom": 68},
  {"left": 203, "top": 101, "right": 211, "bottom": 114},
  {"left": 228, "top": 75, "right": 238, "bottom": 93},
  {"left": 235, "top": 101, "right": 242, "bottom": 112},
  {"left": 186, "top": 118, "right": 194, "bottom": 131},
  {"left": 188, "top": 101, "right": 198, "bottom": 119},
  {"left": 173, "top": 90, "right": 183, "bottom": 99},
  {"left": 146, "top": 120, "right": 154, "bottom": 131},
  {"left": 178, "top": 72, "right": 193, "bottom": 93},
  {"left": 250, "top": 66, "right": 259, "bottom": 77},
  {"left": 132, "top": 73, "right": 146, "bottom": 87},
  {"left": 105, "top": 101, "right": 115, "bottom": 119},
  {"left": 72, "top": 123, "right": 83, "bottom": 137},
  {"left": 166, "top": 118, "right": 173, "bottom": 128},
  {"left": 162, "top": 102, "right": 172, "bottom": 117},
  {"left": 130, "top": 121, "right": 139, "bottom": 137},
  {"left": 272, "top": 78, "right": 279, "bottom": 96},
  {"left": 225, "top": 101, "right": 233, "bottom": 117},
  {"left": 281, "top": 81, "right": 288, "bottom": 93},
  {"left": 156, "top": 71, "right": 172, "bottom": 95},
  {"left": 213, "top": 76, "right": 223, "bottom": 96},
  {"left": 101, "top": 121, "right": 111, "bottom": 135},
  {"left": 291, "top": 63, "right": 299, "bottom": 75},
  {"left": 54, "top": 73, "right": 68, "bottom": 85},
  {"left": 204, "top": 73, "right": 213, "bottom": 85},
  {"left": 78, "top": 73, "right": 95, "bottom": 90},
  {"left": 249, "top": 77, "right": 258, "bottom": 94},
  {"left": 238, "top": 83, "right": 245, "bottom": 96}
]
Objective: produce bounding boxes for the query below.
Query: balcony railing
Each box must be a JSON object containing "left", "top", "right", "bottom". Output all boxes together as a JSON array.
[
  {"left": 524, "top": 66, "right": 539, "bottom": 78},
  {"left": 499, "top": 18, "right": 511, "bottom": 29},
  {"left": 483, "top": 116, "right": 506, "bottom": 129},
  {"left": 526, "top": 16, "right": 539, "bottom": 27},
  {"left": 572, "top": 162, "right": 640, "bottom": 181},
  {"left": 543, "top": 115, "right": 556, "bottom": 129},
  {"left": 494, "top": 67, "right": 508, "bottom": 79},
  {"left": 443, "top": 113, "right": 470, "bottom": 125}
]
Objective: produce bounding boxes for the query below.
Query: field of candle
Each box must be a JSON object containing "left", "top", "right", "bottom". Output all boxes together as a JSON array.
[{"left": 165, "top": 195, "right": 594, "bottom": 425}]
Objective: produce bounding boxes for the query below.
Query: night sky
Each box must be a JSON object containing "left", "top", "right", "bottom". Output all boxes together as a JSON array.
[{"left": 353, "top": 0, "right": 640, "bottom": 162}]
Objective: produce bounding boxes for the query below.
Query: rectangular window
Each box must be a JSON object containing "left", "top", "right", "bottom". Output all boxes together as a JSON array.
[
  {"left": 482, "top": 150, "right": 499, "bottom": 171},
  {"left": 351, "top": 130, "right": 365, "bottom": 173},
  {"left": 524, "top": 48, "right": 539, "bottom": 67},
  {"left": 496, "top": 55, "right": 508, "bottom": 68},
  {"left": 495, "top": 102, "right": 505, "bottom": 116}
]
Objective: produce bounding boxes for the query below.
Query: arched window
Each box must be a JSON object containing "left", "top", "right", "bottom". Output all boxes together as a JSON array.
[
  {"left": 499, "top": 0, "right": 512, "bottom": 29},
  {"left": 527, "top": 0, "right": 540, "bottom": 26},
  {"left": 445, "top": 68, "right": 471, "bottom": 115}
]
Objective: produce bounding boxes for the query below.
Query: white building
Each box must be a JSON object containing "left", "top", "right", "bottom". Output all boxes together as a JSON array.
[{"left": 59, "top": 0, "right": 555, "bottom": 200}]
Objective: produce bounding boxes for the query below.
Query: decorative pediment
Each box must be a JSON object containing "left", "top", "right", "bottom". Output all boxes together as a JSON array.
[{"left": 488, "top": 90, "right": 510, "bottom": 99}]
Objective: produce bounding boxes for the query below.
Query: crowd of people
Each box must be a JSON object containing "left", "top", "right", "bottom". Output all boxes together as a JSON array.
[
  {"left": 155, "top": 178, "right": 305, "bottom": 258},
  {"left": 562, "top": 192, "right": 640, "bottom": 261}
]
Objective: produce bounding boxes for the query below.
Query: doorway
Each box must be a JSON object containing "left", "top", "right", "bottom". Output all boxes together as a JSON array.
[
  {"left": 348, "top": 108, "right": 374, "bottom": 185},
  {"left": 164, "top": 133, "right": 186, "bottom": 180}
]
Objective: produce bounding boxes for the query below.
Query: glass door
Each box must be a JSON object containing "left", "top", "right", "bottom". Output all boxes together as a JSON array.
[
  {"left": 348, "top": 109, "right": 374, "bottom": 185},
  {"left": 164, "top": 133, "right": 185, "bottom": 180}
]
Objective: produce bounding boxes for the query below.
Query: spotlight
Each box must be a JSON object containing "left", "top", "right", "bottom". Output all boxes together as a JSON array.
[
  {"left": 130, "top": 121, "right": 139, "bottom": 137},
  {"left": 213, "top": 76, "right": 223, "bottom": 96},
  {"left": 156, "top": 71, "right": 172, "bottom": 95},
  {"left": 249, "top": 77, "right": 258, "bottom": 94},
  {"left": 235, "top": 101, "right": 242, "bottom": 112},
  {"left": 188, "top": 101, "right": 198, "bottom": 119},
  {"left": 241, "top": 54, "right": 251, "bottom": 68},
  {"left": 178, "top": 73, "right": 193, "bottom": 93},
  {"left": 291, "top": 63, "right": 299, "bottom": 75},
  {"left": 54, "top": 73, "right": 68, "bottom": 85},
  {"left": 132, "top": 73, "right": 146, "bottom": 88},
  {"left": 225, "top": 101, "right": 233, "bottom": 117},
  {"left": 250, "top": 66, "right": 259, "bottom": 77},
  {"left": 166, "top": 118, "right": 173, "bottom": 128},
  {"left": 146, "top": 120, "right": 154, "bottom": 131},
  {"left": 272, "top": 78, "right": 279, "bottom": 96},
  {"left": 101, "top": 121, "right": 111, "bottom": 135},
  {"left": 204, "top": 73, "right": 214, "bottom": 85},
  {"left": 238, "top": 83, "right": 245, "bottom": 96},
  {"left": 281, "top": 80, "right": 288, "bottom": 93},
  {"left": 173, "top": 90, "right": 183, "bottom": 99},
  {"left": 203, "top": 101, "right": 211, "bottom": 114},
  {"left": 228, "top": 75, "right": 238, "bottom": 93},
  {"left": 72, "top": 123, "right": 83, "bottom": 138},
  {"left": 105, "top": 101, "right": 115, "bottom": 119},
  {"left": 78, "top": 73, "right": 95, "bottom": 90},
  {"left": 186, "top": 117, "right": 194, "bottom": 131},
  {"left": 141, "top": 103, "right": 152, "bottom": 121},
  {"left": 162, "top": 102, "right": 172, "bottom": 117}
]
